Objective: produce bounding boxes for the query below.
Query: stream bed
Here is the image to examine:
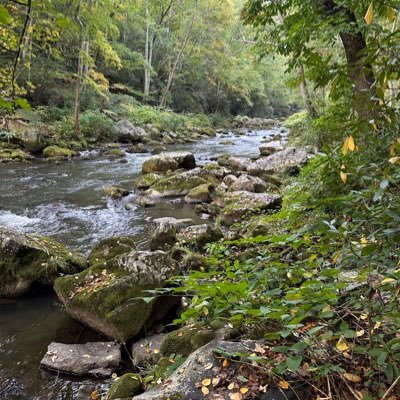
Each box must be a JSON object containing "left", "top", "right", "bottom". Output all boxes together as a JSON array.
[{"left": 0, "top": 127, "right": 284, "bottom": 400}]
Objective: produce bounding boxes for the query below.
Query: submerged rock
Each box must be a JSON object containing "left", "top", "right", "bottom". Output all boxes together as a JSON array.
[
  {"left": 247, "top": 147, "right": 308, "bottom": 175},
  {"left": 103, "top": 186, "right": 130, "bottom": 199},
  {"left": 40, "top": 342, "right": 120, "bottom": 377},
  {"left": 136, "top": 195, "right": 156, "bottom": 207},
  {"left": 142, "top": 151, "right": 196, "bottom": 174},
  {"left": 0, "top": 226, "right": 86, "bottom": 297},
  {"left": 54, "top": 250, "right": 180, "bottom": 342},
  {"left": 135, "top": 173, "right": 161, "bottom": 190}
]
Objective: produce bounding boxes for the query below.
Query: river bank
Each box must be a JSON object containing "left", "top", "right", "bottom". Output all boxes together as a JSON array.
[{"left": 0, "top": 126, "right": 290, "bottom": 399}]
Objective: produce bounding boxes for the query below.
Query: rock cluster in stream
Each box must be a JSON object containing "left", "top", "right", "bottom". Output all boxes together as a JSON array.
[{"left": 1, "top": 134, "right": 310, "bottom": 399}]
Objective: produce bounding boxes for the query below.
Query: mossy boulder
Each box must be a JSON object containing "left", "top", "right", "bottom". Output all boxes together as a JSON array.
[
  {"left": 0, "top": 226, "right": 86, "bottom": 297},
  {"left": 107, "top": 373, "right": 142, "bottom": 400},
  {"left": 148, "top": 169, "right": 218, "bottom": 198},
  {"left": 54, "top": 251, "right": 180, "bottom": 342},
  {"left": 218, "top": 191, "right": 282, "bottom": 226},
  {"left": 89, "top": 237, "right": 137, "bottom": 267},
  {"left": 160, "top": 324, "right": 215, "bottom": 357},
  {"left": 136, "top": 173, "right": 161, "bottom": 190},
  {"left": 0, "top": 147, "right": 34, "bottom": 162},
  {"left": 142, "top": 152, "right": 196, "bottom": 174},
  {"left": 105, "top": 149, "right": 126, "bottom": 158},
  {"left": 149, "top": 223, "right": 177, "bottom": 251},
  {"left": 43, "top": 145, "right": 77, "bottom": 159},
  {"left": 103, "top": 186, "right": 130, "bottom": 199},
  {"left": 176, "top": 224, "right": 223, "bottom": 250},
  {"left": 184, "top": 184, "right": 213, "bottom": 204}
]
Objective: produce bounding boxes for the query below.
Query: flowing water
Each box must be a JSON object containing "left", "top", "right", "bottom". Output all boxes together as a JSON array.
[{"left": 0, "top": 128, "right": 284, "bottom": 400}]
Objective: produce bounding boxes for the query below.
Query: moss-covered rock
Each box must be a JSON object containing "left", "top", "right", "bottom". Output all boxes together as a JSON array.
[
  {"left": 160, "top": 323, "right": 215, "bottom": 357},
  {"left": 218, "top": 191, "right": 282, "bottom": 226},
  {"left": 54, "top": 251, "right": 180, "bottom": 342},
  {"left": 184, "top": 184, "right": 213, "bottom": 204},
  {"left": 19, "top": 130, "right": 45, "bottom": 153},
  {"left": 0, "top": 226, "right": 86, "bottom": 297},
  {"left": 89, "top": 237, "right": 137, "bottom": 267},
  {"left": 0, "top": 147, "right": 35, "bottom": 162},
  {"left": 107, "top": 373, "right": 142, "bottom": 400},
  {"left": 148, "top": 169, "right": 218, "bottom": 198},
  {"left": 136, "top": 173, "right": 161, "bottom": 190},
  {"left": 176, "top": 224, "right": 223, "bottom": 250},
  {"left": 105, "top": 149, "right": 126, "bottom": 157},
  {"left": 43, "top": 145, "right": 77, "bottom": 159},
  {"left": 103, "top": 186, "right": 130, "bottom": 199}
]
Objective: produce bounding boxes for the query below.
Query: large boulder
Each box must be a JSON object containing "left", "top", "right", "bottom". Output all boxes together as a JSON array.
[
  {"left": 218, "top": 155, "right": 250, "bottom": 172},
  {"left": 142, "top": 151, "right": 196, "bottom": 174},
  {"left": 117, "top": 120, "right": 147, "bottom": 143},
  {"left": 40, "top": 342, "right": 121, "bottom": 377},
  {"left": 0, "top": 227, "right": 86, "bottom": 297},
  {"left": 184, "top": 183, "right": 213, "bottom": 204},
  {"left": 132, "top": 341, "right": 252, "bottom": 400},
  {"left": 54, "top": 250, "right": 180, "bottom": 342},
  {"left": 247, "top": 147, "right": 308, "bottom": 176},
  {"left": 229, "top": 174, "right": 267, "bottom": 193},
  {"left": 147, "top": 169, "right": 217, "bottom": 198},
  {"left": 176, "top": 224, "right": 223, "bottom": 249},
  {"left": 149, "top": 222, "right": 177, "bottom": 251},
  {"left": 218, "top": 191, "right": 282, "bottom": 226},
  {"left": 19, "top": 130, "right": 44, "bottom": 153}
]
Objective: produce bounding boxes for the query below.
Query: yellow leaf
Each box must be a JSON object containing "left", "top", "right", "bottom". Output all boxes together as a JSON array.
[
  {"left": 204, "top": 363, "right": 213, "bottom": 370},
  {"left": 278, "top": 380, "right": 289, "bottom": 389},
  {"left": 343, "top": 372, "right": 362, "bottom": 382},
  {"left": 387, "top": 6, "right": 395, "bottom": 23},
  {"left": 91, "top": 391, "right": 100, "bottom": 400},
  {"left": 201, "top": 386, "right": 209, "bottom": 395},
  {"left": 389, "top": 156, "right": 400, "bottom": 164},
  {"left": 340, "top": 171, "right": 348, "bottom": 183},
  {"left": 356, "top": 330, "right": 365, "bottom": 337},
  {"left": 230, "top": 393, "right": 242, "bottom": 400},
  {"left": 348, "top": 135, "right": 356, "bottom": 151},
  {"left": 383, "top": 74, "right": 389, "bottom": 91},
  {"left": 336, "top": 336, "right": 349, "bottom": 352},
  {"left": 342, "top": 137, "right": 350, "bottom": 155},
  {"left": 332, "top": 251, "right": 341, "bottom": 264},
  {"left": 203, "top": 307, "right": 209, "bottom": 316},
  {"left": 365, "top": 2, "right": 374, "bottom": 25},
  {"left": 212, "top": 377, "right": 220, "bottom": 386},
  {"left": 153, "top": 349, "right": 159, "bottom": 354},
  {"left": 360, "top": 236, "right": 368, "bottom": 247},
  {"left": 382, "top": 278, "right": 396, "bottom": 284},
  {"left": 254, "top": 343, "right": 266, "bottom": 355},
  {"left": 228, "top": 382, "right": 235, "bottom": 390},
  {"left": 222, "top": 359, "right": 230, "bottom": 368},
  {"left": 240, "top": 387, "right": 249, "bottom": 394},
  {"left": 202, "top": 378, "right": 212, "bottom": 387}
]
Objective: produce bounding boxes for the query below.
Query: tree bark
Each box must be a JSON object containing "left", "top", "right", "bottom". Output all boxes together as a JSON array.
[
  {"left": 144, "top": 0, "right": 151, "bottom": 101},
  {"left": 297, "top": 62, "right": 318, "bottom": 118}
]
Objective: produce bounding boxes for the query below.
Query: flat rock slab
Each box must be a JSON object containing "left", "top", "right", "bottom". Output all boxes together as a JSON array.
[{"left": 41, "top": 342, "right": 121, "bottom": 377}]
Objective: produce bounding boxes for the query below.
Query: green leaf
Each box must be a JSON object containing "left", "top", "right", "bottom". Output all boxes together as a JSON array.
[
  {"left": 14, "top": 98, "right": 31, "bottom": 110},
  {"left": 0, "top": 5, "right": 11, "bottom": 24},
  {"left": 286, "top": 355, "right": 302, "bottom": 372}
]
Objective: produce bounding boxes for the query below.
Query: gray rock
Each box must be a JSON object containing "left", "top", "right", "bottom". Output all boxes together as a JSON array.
[
  {"left": 150, "top": 222, "right": 176, "bottom": 251},
  {"left": 137, "top": 196, "right": 156, "bottom": 207},
  {"left": 117, "top": 120, "right": 147, "bottom": 143},
  {"left": 218, "top": 155, "right": 250, "bottom": 172},
  {"left": 259, "top": 144, "right": 281, "bottom": 157},
  {"left": 19, "top": 130, "right": 44, "bottom": 153},
  {"left": 229, "top": 174, "right": 267, "bottom": 193},
  {"left": 142, "top": 151, "right": 196, "bottom": 174},
  {"left": 131, "top": 334, "right": 166, "bottom": 367},
  {"left": 132, "top": 341, "right": 254, "bottom": 400},
  {"left": 40, "top": 342, "right": 121, "bottom": 377},
  {"left": 247, "top": 148, "right": 308, "bottom": 176},
  {"left": 153, "top": 217, "right": 194, "bottom": 229},
  {"left": 184, "top": 183, "right": 213, "bottom": 204},
  {"left": 177, "top": 224, "right": 223, "bottom": 249}
]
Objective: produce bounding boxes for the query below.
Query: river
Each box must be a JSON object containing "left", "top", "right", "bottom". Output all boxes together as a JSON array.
[{"left": 0, "top": 128, "right": 284, "bottom": 400}]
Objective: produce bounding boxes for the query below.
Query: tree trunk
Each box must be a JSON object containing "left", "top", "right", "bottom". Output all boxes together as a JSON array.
[
  {"left": 297, "top": 62, "right": 318, "bottom": 118},
  {"left": 73, "top": 35, "right": 84, "bottom": 137},
  {"left": 144, "top": 0, "right": 150, "bottom": 101}
]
